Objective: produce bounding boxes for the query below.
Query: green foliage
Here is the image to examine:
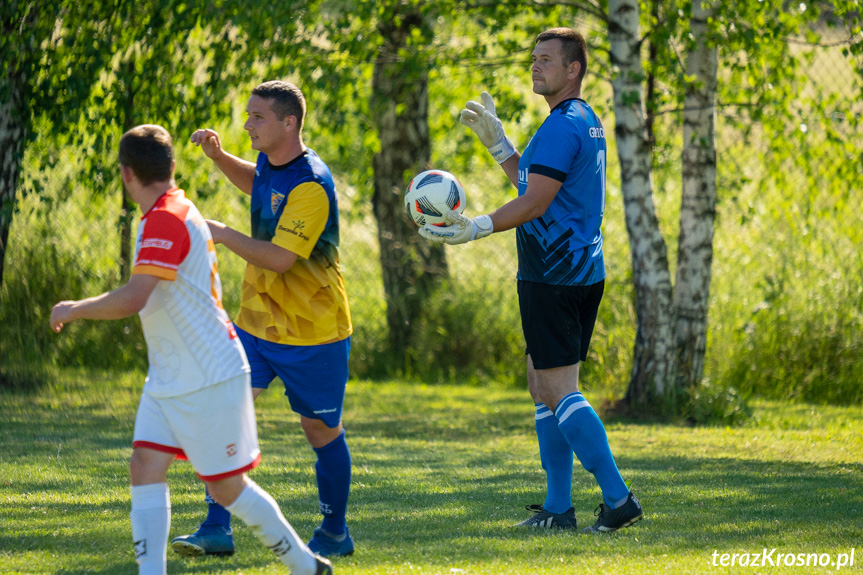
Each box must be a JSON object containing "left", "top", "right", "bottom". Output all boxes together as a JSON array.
[
  {"left": 264, "top": 0, "right": 571, "bottom": 202},
  {"left": 704, "top": 11, "right": 863, "bottom": 406},
  {"left": 679, "top": 379, "right": 752, "bottom": 425},
  {"left": 3, "top": 0, "right": 862, "bottom": 415},
  {"left": 717, "top": 260, "right": 863, "bottom": 405},
  {"left": 66, "top": 0, "right": 304, "bottom": 204},
  {"left": 407, "top": 276, "right": 523, "bottom": 385},
  {"left": 1, "top": 1, "right": 118, "bottom": 123},
  {"left": 632, "top": 0, "right": 863, "bottom": 411},
  {"left": 0, "top": 147, "right": 147, "bottom": 379}
]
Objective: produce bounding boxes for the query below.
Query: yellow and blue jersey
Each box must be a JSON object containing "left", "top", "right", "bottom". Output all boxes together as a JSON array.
[
  {"left": 234, "top": 149, "right": 352, "bottom": 345},
  {"left": 516, "top": 98, "right": 607, "bottom": 286}
]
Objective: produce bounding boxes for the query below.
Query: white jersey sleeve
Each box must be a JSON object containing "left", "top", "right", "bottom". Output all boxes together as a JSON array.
[{"left": 133, "top": 189, "right": 249, "bottom": 398}]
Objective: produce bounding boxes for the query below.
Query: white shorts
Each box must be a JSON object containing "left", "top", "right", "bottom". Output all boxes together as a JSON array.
[{"left": 133, "top": 373, "right": 261, "bottom": 481}]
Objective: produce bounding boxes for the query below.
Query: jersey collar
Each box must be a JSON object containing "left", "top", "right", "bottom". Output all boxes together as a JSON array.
[{"left": 550, "top": 97, "right": 587, "bottom": 114}]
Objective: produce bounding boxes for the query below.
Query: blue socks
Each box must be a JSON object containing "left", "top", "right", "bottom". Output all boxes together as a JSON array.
[
  {"left": 554, "top": 392, "right": 630, "bottom": 508},
  {"left": 314, "top": 430, "right": 351, "bottom": 536},
  {"left": 534, "top": 403, "right": 574, "bottom": 514},
  {"left": 200, "top": 430, "right": 352, "bottom": 538},
  {"left": 203, "top": 486, "right": 232, "bottom": 531}
]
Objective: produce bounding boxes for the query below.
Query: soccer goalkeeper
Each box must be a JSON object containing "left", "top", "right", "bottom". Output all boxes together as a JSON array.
[{"left": 421, "top": 28, "right": 643, "bottom": 533}]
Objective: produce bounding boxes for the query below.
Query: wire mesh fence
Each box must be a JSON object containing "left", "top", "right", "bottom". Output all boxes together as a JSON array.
[{"left": 2, "top": 38, "right": 861, "bottom": 396}]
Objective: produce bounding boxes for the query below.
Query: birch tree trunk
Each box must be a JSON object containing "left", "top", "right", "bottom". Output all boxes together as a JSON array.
[
  {"left": 607, "top": 0, "right": 677, "bottom": 406},
  {"left": 371, "top": 12, "right": 448, "bottom": 364},
  {"left": 674, "top": 0, "right": 718, "bottom": 387}
]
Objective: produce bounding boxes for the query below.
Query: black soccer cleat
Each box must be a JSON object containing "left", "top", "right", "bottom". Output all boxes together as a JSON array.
[
  {"left": 314, "top": 554, "right": 334, "bottom": 575},
  {"left": 582, "top": 492, "right": 644, "bottom": 533},
  {"left": 515, "top": 504, "right": 578, "bottom": 529}
]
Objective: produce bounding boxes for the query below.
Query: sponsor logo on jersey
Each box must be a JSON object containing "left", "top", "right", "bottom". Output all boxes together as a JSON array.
[
  {"left": 518, "top": 168, "right": 529, "bottom": 185},
  {"left": 589, "top": 127, "right": 605, "bottom": 139},
  {"left": 141, "top": 238, "right": 174, "bottom": 250},
  {"left": 270, "top": 190, "right": 285, "bottom": 214},
  {"left": 278, "top": 220, "right": 310, "bottom": 241}
]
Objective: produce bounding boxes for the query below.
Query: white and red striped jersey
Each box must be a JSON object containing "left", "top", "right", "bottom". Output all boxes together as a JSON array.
[{"left": 132, "top": 188, "right": 249, "bottom": 398}]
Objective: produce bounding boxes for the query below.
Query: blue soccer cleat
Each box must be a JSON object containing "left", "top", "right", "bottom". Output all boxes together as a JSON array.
[
  {"left": 170, "top": 524, "right": 235, "bottom": 557},
  {"left": 307, "top": 526, "right": 354, "bottom": 557}
]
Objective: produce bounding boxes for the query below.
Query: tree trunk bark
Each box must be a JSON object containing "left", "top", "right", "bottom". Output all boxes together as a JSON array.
[
  {"left": 607, "top": 0, "right": 677, "bottom": 406},
  {"left": 0, "top": 78, "right": 27, "bottom": 302},
  {"left": 674, "top": 0, "right": 718, "bottom": 388},
  {"left": 645, "top": 0, "right": 659, "bottom": 149},
  {"left": 118, "top": 59, "right": 136, "bottom": 282},
  {"left": 371, "top": 12, "right": 448, "bottom": 366}
]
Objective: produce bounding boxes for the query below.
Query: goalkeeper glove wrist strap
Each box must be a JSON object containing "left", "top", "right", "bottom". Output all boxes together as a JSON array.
[
  {"left": 487, "top": 137, "right": 516, "bottom": 164},
  {"left": 472, "top": 215, "right": 494, "bottom": 240}
]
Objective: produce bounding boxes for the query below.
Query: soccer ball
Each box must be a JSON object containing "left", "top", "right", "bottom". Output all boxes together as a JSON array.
[{"left": 404, "top": 169, "right": 466, "bottom": 227}]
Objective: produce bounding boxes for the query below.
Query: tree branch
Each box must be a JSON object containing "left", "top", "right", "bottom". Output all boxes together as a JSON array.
[{"left": 462, "top": 0, "right": 607, "bottom": 23}]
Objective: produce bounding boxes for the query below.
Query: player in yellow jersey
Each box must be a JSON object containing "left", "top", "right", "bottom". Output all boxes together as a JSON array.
[{"left": 170, "top": 81, "right": 355, "bottom": 559}]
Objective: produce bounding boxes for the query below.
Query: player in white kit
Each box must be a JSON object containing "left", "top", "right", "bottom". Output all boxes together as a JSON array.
[{"left": 49, "top": 124, "right": 332, "bottom": 575}]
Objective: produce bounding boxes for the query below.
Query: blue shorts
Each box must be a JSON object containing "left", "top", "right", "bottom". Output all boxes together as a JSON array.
[{"left": 236, "top": 327, "right": 350, "bottom": 428}]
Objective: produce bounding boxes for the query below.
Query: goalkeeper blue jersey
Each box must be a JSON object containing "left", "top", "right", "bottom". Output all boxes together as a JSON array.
[{"left": 516, "top": 98, "right": 606, "bottom": 286}]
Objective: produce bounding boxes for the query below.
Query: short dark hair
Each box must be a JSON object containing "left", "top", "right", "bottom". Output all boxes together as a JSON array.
[
  {"left": 536, "top": 28, "right": 588, "bottom": 82},
  {"left": 118, "top": 124, "right": 173, "bottom": 185},
  {"left": 251, "top": 80, "right": 307, "bottom": 129}
]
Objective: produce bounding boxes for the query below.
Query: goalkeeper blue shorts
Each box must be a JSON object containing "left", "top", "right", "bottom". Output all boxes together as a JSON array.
[
  {"left": 518, "top": 279, "right": 604, "bottom": 370},
  {"left": 236, "top": 327, "right": 351, "bottom": 428}
]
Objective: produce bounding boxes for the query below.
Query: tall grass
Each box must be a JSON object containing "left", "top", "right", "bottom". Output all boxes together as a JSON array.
[
  {"left": 704, "top": 106, "right": 863, "bottom": 406},
  {"left": 708, "top": 178, "right": 863, "bottom": 405}
]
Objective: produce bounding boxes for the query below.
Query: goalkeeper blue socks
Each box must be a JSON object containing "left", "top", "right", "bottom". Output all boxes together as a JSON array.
[
  {"left": 314, "top": 430, "right": 351, "bottom": 536},
  {"left": 203, "top": 486, "right": 232, "bottom": 531},
  {"left": 555, "top": 392, "right": 630, "bottom": 508},
  {"left": 534, "top": 403, "right": 574, "bottom": 514}
]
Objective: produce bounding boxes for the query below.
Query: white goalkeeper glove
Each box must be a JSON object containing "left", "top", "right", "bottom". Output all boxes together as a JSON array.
[
  {"left": 459, "top": 91, "right": 516, "bottom": 164},
  {"left": 419, "top": 211, "right": 494, "bottom": 245}
]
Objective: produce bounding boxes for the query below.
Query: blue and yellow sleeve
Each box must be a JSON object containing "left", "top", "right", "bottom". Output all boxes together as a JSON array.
[{"left": 272, "top": 182, "right": 330, "bottom": 260}]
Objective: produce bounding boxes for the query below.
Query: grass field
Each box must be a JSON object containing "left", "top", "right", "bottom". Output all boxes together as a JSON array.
[{"left": 1, "top": 370, "right": 861, "bottom": 574}]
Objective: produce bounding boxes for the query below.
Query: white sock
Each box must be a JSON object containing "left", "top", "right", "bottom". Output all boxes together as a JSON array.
[
  {"left": 130, "top": 483, "right": 170, "bottom": 575},
  {"left": 226, "top": 480, "right": 317, "bottom": 575}
]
